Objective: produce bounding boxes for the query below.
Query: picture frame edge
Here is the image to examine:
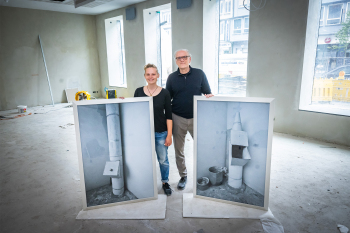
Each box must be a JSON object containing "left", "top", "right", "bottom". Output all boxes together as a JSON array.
[
  {"left": 74, "top": 97, "right": 158, "bottom": 211},
  {"left": 193, "top": 96, "right": 275, "bottom": 211}
]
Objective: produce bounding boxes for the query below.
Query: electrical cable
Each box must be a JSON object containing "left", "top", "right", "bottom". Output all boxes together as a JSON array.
[{"left": 243, "top": 0, "right": 266, "bottom": 12}]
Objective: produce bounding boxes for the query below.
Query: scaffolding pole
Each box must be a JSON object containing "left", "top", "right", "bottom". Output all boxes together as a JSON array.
[{"left": 38, "top": 35, "right": 54, "bottom": 106}]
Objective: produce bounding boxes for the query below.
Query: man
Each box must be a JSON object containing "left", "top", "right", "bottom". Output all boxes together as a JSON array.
[{"left": 166, "top": 49, "right": 214, "bottom": 190}]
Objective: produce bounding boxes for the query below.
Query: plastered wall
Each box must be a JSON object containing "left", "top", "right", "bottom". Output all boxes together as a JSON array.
[
  {"left": 1, "top": 0, "right": 348, "bottom": 145},
  {"left": 120, "top": 101, "right": 154, "bottom": 199},
  {"left": 77, "top": 104, "right": 110, "bottom": 191},
  {"left": 247, "top": 0, "right": 350, "bottom": 146},
  {"left": 226, "top": 102, "right": 270, "bottom": 195},
  {"left": 0, "top": 7, "right": 101, "bottom": 111},
  {"left": 197, "top": 101, "right": 227, "bottom": 179},
  {"left": 95, "top": 0, "right": 203, "bottom": 98}
]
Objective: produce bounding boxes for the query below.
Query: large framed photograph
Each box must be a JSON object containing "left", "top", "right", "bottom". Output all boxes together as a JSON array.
[
  {"left": 193, "top": 96, "right": 275, "bottom": 210},
  {"left": 73, "top": 98, "right": 157, "bottom": 210}
]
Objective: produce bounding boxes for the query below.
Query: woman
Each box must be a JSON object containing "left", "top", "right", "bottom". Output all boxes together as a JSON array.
[{"left": 134, "top": 63, "right": 173, "bottom": 196}]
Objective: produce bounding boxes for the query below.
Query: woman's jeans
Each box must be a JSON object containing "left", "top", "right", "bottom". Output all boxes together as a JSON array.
[{"left": 155, "top": 131, "right": 170, "bottom": 183}]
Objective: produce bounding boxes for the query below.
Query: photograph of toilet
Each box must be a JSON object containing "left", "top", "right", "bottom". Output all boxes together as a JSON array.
[
  {"left": 73, "top": 98, "right": 157, "bottom": 210},
  {"left": 194, "top": 96, "right": 274, "bottom": 210}
]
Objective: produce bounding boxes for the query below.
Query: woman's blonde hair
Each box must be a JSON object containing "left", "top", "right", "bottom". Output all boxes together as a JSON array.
[{"left": 144, "top": 63, "right": 159, "bottom": 74}]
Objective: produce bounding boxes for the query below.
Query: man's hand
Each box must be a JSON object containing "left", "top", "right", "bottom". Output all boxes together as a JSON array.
[
  {"left": 164, "top": 136, "right": 172, "bottom": 147},
  {"left": 205, "top": 94, "right": 214, "bottom": 98}
]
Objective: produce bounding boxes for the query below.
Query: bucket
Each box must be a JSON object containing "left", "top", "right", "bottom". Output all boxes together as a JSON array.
[
  {"left": 208, "top": 166, "right": 225, "bottom": 186},
  {"left": 17, "top": 105, "right": 27, "bottom": 113},
  {"left": 197, "top": 177, "right": 210, "bottom": 191}
]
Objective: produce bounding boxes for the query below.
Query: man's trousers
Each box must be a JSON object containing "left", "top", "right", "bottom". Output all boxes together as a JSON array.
[{"left": 172, "top": 113, "right": 193, "bottom": 177}]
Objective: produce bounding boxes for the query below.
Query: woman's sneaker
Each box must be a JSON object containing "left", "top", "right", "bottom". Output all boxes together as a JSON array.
[{"left": 162, "top": 182, "right": 172, "bottom": 196}]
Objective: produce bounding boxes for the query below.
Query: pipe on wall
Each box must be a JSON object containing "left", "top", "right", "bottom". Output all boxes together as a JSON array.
[
  {"left": 106, "top": 104, "right": 124, "bottom": 196},
  {"left": 228, "top": 112, "right": 251, "bottom": 189}
]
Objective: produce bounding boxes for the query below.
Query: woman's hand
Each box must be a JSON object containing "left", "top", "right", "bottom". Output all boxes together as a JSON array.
[{"left": 164, "top": 135, "right": 172, "bottom": 147}]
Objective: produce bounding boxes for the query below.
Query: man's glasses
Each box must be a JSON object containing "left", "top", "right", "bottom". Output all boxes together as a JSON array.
[{"left": 175, "top": 56, "right": 190, "bottom": 61}]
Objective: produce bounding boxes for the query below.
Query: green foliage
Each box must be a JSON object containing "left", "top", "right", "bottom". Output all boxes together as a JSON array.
[{"left": 330, "top": 12, "right": 350, "bottom": 50}]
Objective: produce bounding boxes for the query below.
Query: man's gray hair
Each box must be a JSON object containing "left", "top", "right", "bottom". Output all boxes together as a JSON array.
[{"left": 174, "top": 49, "right": 192, "bottom": 59}]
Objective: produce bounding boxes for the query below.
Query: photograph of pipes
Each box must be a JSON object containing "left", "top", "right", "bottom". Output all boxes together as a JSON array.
[
  {"left": 73, "top": 97, "right": 157, "bottom": 210},
  {"left": 194, "top": 96, "right": 275, "bottom": 210}
]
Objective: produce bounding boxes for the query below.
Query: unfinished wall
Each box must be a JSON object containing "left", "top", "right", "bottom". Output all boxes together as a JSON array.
[
  {"left": 226, "top": 102, "right": 270, "bottom": 195},
  {"left": 77, "top": 104, "right": 110, "bottom": 191},
  {"left": 95, "top": 0, "right": 203, "bottom": 98},
  {"left": 0, "top": 7, "right": 101, "bottom": 111},
  {"left": 196, "top": 101, "right": 227, "bottom": 179},
  {"left": 120, "top": 101, "right": 154, "bottom": 199},
  {"left": 247, "top": 0, "right": 350, "bottom": 146}
]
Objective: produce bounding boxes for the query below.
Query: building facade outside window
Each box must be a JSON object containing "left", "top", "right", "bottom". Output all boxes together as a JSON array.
[
  {"left": 218, "top": 0, "right": 250, "bottom": 96},
  {"left": 300, "top": 0, "right": 350, "bottom": 116},
  {"left": 143, "top": 4, "right": 172, "bottom": 88}
]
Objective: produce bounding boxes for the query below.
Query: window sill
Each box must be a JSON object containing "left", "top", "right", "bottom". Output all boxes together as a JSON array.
[
  {"left": 109, "top": 84, "right": 127, "bottom": 89},
  {"left": 299, "top": 104, "right": 350, "bottom": 117}
]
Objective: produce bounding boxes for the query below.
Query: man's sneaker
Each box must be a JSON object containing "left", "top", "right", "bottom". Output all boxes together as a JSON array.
[
  {"left": 177, "top": 176, "right": 187, "bottom": 190},
  {"left": 162, "top": 182, "right": 172, "bottom": 196}
]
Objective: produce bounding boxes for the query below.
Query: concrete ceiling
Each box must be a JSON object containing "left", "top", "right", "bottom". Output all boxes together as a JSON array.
[{"left": 0, "top": 0, "right": 147, "bottom": 15}]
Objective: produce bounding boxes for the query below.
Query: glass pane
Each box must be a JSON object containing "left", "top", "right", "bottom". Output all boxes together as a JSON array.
[
  {"left": 328, "top": 4, "right": 342, "bottom": 19},
  {"left": 311, "top": 1, "right": 350, "bottom": 110},
  {"left": 105, "top": 16, "right": 127, "bottom": 87},
  {"left": 159, "top": 9, "right": 172, "bottom": 88},
  {"left": 219, "top": 0, "right": 249, "bottom": 96},
  {"left": 234, "top": 19, "right": 241, "bottom": 29}
]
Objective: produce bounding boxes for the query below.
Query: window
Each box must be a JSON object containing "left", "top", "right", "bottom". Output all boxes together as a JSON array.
[
  {"left": 244, "top": 17, "right": 249, "bottom": 33},
  {"left": 226, "top": 21, "right": 230, "bottom": 41},
  {"left": 159, "top": 9, "right": 172, "bottom": 87},
  {"left": 299, "top": 0, "right": 350, "bottom": 116},
  {"left": 105, "top": 16, "right": 127, "bottom": 87},
  {"left": 227, "top": 0, "right": 232, "bottom": 13},
  {"left": 347, "top": 2, "right": 350, "bottom": 18},
  {"left": 217, "top": 0, "right": 250, "bottom": 96},
  {"left": 327, "top": 4, "right": 343, "bottom": 25},
  {"left": 320, "top": 6, "right": 324, "bottom": 25},
  {"left": 143, "top": 4, "right": 172, "bottom": 88},
  {"left": 220, "top": 21, "right": 225, "bottom": 40},
  {"left": 234, "top": 19, "right": 242, "bottom": 34}
]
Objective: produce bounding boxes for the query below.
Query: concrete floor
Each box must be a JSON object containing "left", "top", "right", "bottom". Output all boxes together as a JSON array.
[{"left": 0, "top": 104, "right": 349, "bottom": 233}]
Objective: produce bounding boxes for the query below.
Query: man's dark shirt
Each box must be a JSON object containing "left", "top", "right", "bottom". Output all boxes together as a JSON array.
[{"left": 166, "top": 66, "right": 211, "bottom": 119}]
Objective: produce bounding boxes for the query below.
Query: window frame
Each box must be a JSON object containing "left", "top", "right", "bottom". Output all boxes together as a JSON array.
[
  {"left": 320, "top": 6, "right": 324, "bottom": 26},
  {"left": 299, "top": 0, "right": 350, "bottom": 116},
  {"left": 244, "top": 17, "right": 249, "bottom": 33},
  {"left": 220, "top": 21, "right": 225, "bottom": 40},
  {"left": 326, "top": 3, "right": 343, "bottom": 25},
  {"left": 227, "top": 0, "right": 232, "bottom": 14},
  {"left": 104, "top": 15, "right": 127, "bottom": 88},
  {"left": 346, "top": 2, "right": 350, "bottom": 19},
  {"left": 233, "top": 18, "right": 242, "bottom": 34}
]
